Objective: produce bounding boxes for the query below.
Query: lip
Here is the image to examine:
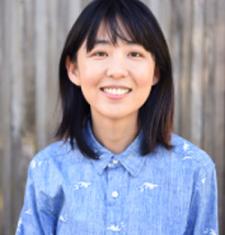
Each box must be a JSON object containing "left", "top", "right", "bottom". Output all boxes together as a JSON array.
[
  {"left": 100, "top": 85, "right": 132, "bottom": 89},
  {"left": 100, "top": 86, "right": 132, "bottom": 100}
]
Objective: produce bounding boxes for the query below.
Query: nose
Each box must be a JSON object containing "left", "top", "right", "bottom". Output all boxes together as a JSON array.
[{"left": 106, "top": 55, "right": 128, "bottom": 79}]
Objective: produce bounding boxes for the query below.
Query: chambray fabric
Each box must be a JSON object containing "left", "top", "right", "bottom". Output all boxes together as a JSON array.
[{"left": 16, "top": 123, "right": 218, "bottom": 235}]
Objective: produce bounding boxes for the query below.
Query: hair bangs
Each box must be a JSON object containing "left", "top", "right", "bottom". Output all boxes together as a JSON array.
[{"left": 84, "top": 2, "right": 153, "bottom": 53}]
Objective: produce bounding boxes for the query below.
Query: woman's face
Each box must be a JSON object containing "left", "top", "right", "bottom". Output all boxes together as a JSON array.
[{"left": 66, "top": 26, "right": 159, "bottom": 125}]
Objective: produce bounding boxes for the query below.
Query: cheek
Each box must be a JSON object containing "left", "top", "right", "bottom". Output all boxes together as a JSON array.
[
  {"left": 136, "top": 73, "right": 155, "bottom": 88},
  {"left": 78, "top": 72, "right": 100, "bottom": 104},
  {"left": 79, "top": 64, "right": 104, "bottom": 87},
  {"left": 132, "top": 64, "right": 155, "bottom": 86},
  {"left": 79, "top": 72, "right": 97, "bottom": 88}
]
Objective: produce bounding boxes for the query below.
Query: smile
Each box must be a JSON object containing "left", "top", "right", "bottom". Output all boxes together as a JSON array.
[{"left": 101, "top": 87, "right": 131, "bottom": 95}]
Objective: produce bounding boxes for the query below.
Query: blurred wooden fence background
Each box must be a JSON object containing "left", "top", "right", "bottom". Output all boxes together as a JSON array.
[{"left": 0, "top": 0, "right": 225, "bottom": 234}]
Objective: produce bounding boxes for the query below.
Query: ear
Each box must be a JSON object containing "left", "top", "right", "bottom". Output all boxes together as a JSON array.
[
  {"left": 153, "top": 67, "right": 160, "bottom": 85},
  {"left": 65, "top": 56, "right": 81, "bottom": 86}
]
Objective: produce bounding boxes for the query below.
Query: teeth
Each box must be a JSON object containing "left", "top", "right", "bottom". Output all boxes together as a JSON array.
[{"left": 103, "top": 88, "right": 130, "bottom": 95}]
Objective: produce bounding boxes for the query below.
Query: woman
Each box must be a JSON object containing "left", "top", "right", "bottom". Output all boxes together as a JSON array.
[{"left": 16, "top": 0, "right": 218, "bottom": 234}]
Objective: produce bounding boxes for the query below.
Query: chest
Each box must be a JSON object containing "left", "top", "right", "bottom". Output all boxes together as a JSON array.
[{"left": 55, "top": 167, "right": 193, "bottom": 235}]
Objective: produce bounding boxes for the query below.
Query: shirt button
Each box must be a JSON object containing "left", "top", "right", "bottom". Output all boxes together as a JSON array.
[
  {"left": 112, "top": 159, "right": 119, "bottom": 165},
  {"left": 108, "top": 159, "right": 119, "bottom": 168},
  {"left": 112, "top": 191, "right": 119, "bottom": 198}
]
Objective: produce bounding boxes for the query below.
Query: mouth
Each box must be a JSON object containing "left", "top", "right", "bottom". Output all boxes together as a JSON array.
[{"left": 100, "top": 87, "right": 132, "bottom": 95}]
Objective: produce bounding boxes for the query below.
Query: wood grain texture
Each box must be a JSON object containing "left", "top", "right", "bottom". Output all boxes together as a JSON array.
[
  {"left": 0, "top": 0, "right": 3, "bottom": 230},
  {"left": 213, "top": 0, "right": 225, "bottom": 232},
  {"left": 0, "top": 0, "right": 224, "bottom": 234},
  {"left": 1, "top": 0, "right": 14, "bottom": 233}
]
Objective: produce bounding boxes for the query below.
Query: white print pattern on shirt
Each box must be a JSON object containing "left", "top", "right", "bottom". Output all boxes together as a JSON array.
[
  {"left": 74, "top": 181, "right": 91, "bottom": 190},
  {"left": 183, "top": 143, "right": 189, "bottom": 151},
  {"left": 183, "top": 156, "right": 193, "bottom": 160},
  {"left": 31, "top": 160, "right": 42, "bottom": 169},
  {"left": 30, "top": 160, "right": 37, "bottom": 169},
  {"left": 107, "top": 222, "right": 125, "bottom": 232},
  {"left": 139, "top": 182, "right": 159, "bottom": 192},
  {"left": 25, "top": 208, "right": 32, "bottom": 215},
  {"left": 107, "top": 224, "right": 121, "bottom": 232},
  {"left": 16, "top": 218, "right": 22, "bottom": 233},
  {"left": 204, "top": 228, "right": 217, "bottom": 235},
  {"left": 201, "top": 177, "right": 206, "bottom": 184},
  {"left": 59, "top": 215, "right": 67, "bottom": 223}
]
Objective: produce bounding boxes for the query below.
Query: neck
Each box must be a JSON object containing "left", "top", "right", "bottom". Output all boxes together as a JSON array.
[{"left": 91, "top": 114, "right": 139, "bottom": 154}]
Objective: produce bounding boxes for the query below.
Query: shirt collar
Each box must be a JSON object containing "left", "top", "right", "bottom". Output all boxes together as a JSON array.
[{"left": 84, "top": 120, "right": 146, "bottom": 177}]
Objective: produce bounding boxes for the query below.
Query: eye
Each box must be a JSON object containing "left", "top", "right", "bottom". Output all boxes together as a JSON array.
[
  {"left": 92, "top": 51, "right": 108, "bottom": 57},
  {"left": 129, "top": 52, "right": 144, "bottom": 58}
]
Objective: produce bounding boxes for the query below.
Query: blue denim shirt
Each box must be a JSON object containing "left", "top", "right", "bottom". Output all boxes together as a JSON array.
[{"left": 16, "top": 123, "right": 218, "bottom": 235}]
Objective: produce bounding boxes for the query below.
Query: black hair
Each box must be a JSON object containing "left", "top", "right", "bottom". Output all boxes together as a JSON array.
[{"left": 56, "top": 0, "right": 174, "bottom": 159}]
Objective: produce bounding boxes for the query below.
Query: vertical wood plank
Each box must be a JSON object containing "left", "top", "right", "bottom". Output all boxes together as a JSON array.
[
  {"left": 57, "top": 0, "right": 70, "bottom": 47},
  {"left": 1, "top": 0, "right": 13, "bottom": 233},
  {"left": 46, "top": 0, "right": 60, "bottom": 141},
  {"left": 10, "top": 0, "right": 25, "bottom": 231},
  {"left": 23, "top": 0, "right": 36, "bottom": 135},
  {"left": 214, "top": 0, "right": 225, "bottom": 231},
  {"left": 190, "top": 0, "right": 204, "bottom": 146},
  {"left": 177, "top": 0, "right": 193, "bottom": 138},
  {"left": 202, "top": 0, "right": 217, "bottom": 157},
  {"left": 168, "top": 0, "right": 183, "bottom": 133},
  {"left": 81, "top": 0, "right": 92, "bottom": 8},
  {"left": 157, "top": 0, "right": 171, "bottom": 42},
  {"left": 148, "top": 0, "right": 160, "bottom": 21},
  {"left": 68, "top": 0, "right": 82, "bottom": 28},
  {"left": 35, "top": 0, "right": 48, "bottom": 149},
  {"left": 0, "top": 0, "right": 4, "bottom": 234}
]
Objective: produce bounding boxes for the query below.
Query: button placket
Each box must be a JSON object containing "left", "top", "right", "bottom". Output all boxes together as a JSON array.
[
  {"left": 108, "top": 158, "right": 120, "bottom": 200},
  {"left": 106, "top": 162, "right": 123, "bottom": 233},
  {"left": 107, "top": 170, "right": 120, "bottom": 205}
]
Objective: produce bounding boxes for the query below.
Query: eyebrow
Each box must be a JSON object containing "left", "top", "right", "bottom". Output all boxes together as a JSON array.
[{"left": 93, "top": 39, "right": 139, "bottom": 46}]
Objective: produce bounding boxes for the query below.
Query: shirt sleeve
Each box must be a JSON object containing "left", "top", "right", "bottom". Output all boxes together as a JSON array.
[
  {"left": 15, "top": 160, "right": 57, "bottom": 235},
  {"left": 184, "top": 162, "right": 219, "bottom": 235}
]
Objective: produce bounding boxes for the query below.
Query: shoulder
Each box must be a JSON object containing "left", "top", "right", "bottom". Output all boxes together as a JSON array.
[
  {"left": 28, "top": 140, "right": 86, "bottom": 177},
  {"left": 31, "top": 139, "right": 81, "bottom": 163},
  {"left": 148, "top": 133, "right": 217, "bottom": 188},
  {"left": 26, "top": 140, "right": 89, "bottom": 192},
  {"left": 147, "top": 134, "right": 216, "bottom": 178},
  {"left": 168, "top": 133, "right": 216, "bottom": 172}
]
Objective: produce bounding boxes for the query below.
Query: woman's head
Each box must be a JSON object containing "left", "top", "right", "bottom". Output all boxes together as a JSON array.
[{"left": 57, "top": 0, "right": 174, "bottom": 159}]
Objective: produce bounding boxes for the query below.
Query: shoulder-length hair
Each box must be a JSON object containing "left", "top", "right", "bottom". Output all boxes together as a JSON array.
[{"left": 56, "top": 0, "right": 174, "bottom": 159}]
